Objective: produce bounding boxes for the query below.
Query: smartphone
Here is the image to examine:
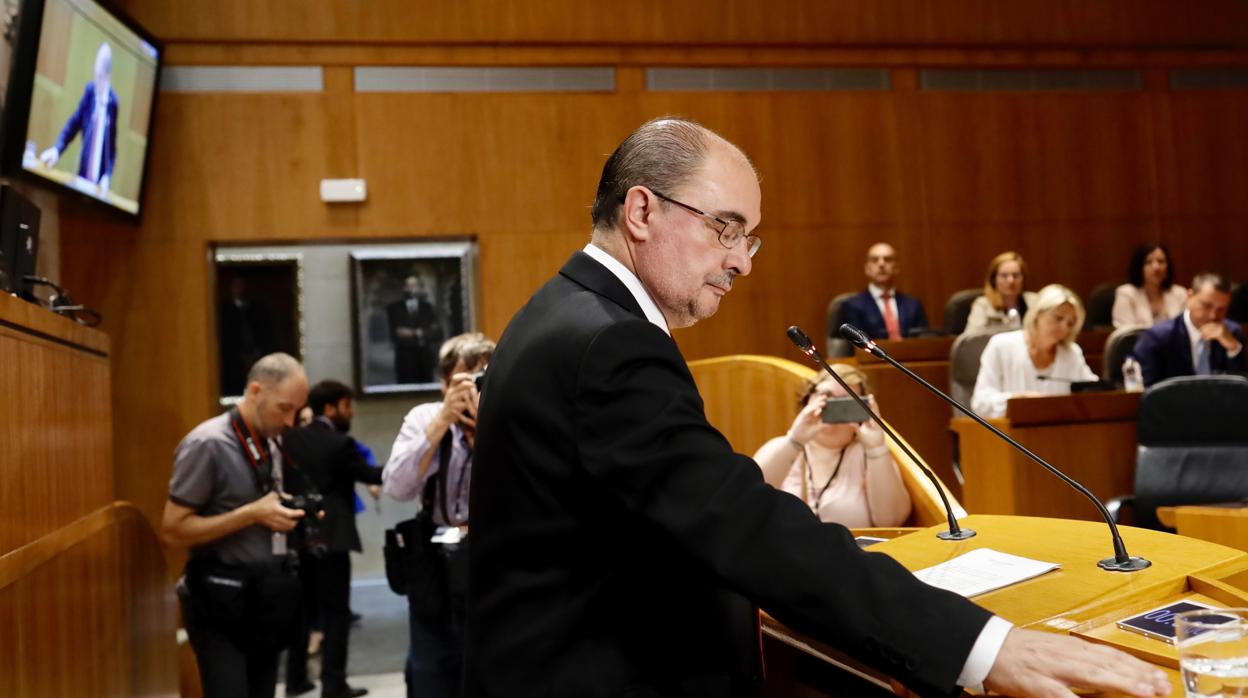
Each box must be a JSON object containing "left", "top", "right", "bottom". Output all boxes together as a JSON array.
[{"left": 821, "top": 396, "right": 872, "bottom": 424}]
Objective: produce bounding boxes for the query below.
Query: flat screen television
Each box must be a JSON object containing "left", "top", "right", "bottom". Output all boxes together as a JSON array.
[{"left": 1, "top": 0, "right": 161, "bottom": 221}]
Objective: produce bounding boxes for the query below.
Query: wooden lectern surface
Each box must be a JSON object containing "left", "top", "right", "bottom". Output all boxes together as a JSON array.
[
  {"left": 953, "top": 392, "right": 1140, "bottom": 521},
  {"left": 763, "top": 515, "right": 1248, "bottom": 697}
]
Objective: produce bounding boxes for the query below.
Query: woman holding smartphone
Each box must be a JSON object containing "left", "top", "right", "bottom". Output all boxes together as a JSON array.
[{"left": 752, "top": 363, "right": 911, "bottom": 527}]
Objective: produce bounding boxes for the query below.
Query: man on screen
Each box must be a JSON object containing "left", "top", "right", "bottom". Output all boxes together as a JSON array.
[
  {"left": 464, "top": 117, "right": 1171, "bottom": 698},
  {"left": 39, "top": 42, "right": 118, "bottom": 196}
]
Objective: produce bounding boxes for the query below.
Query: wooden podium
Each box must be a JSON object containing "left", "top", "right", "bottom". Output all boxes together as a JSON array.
[
  {"left": 762, "top": 515, "right": 1248, "bottom": 697},
  {"left": 952, "top": 392, "right": 1141, "bottom": 521}
]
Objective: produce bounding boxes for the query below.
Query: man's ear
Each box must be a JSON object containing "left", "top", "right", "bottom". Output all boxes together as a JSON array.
[{"left": 621, "top": 186, "right": 656, "bottom": 243}]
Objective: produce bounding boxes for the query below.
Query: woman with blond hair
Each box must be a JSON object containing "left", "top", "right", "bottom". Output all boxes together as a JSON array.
[
  {"left": 753, "top": 363, "right": 911, "bottom": 528},
  {"left": 963, "top": 251, "right": 1037, "bottom": 334},
  {"left": 971, "top": 284, "right": 1099, "bottom": 418}
]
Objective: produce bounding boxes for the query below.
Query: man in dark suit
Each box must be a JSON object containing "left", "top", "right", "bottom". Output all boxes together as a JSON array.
[
  {"left": 838, "top": 242, "right": 929, "bottom": 340},
  {"left": 39, "top": 42, "right": 119, "bottom": 195},
  {"left": 1133, "top": 272, "right": 1245, "bottom": 387},
  {"left": 465, "top": 118, "right": 1168, "bottom": 698},
  {"left": 283, "top": 380, "right": 382, "bottom": 698},
  {"left": 386, "top": 274, "right": 442, "bottom": 384}
]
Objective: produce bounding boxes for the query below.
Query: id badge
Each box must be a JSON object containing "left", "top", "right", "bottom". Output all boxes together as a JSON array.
[{"left": 272, "top": 531, "right": 288, "bottom": 556}]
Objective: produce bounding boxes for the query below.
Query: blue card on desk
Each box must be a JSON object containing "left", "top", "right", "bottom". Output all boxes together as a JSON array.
[{"left": 1115, "top": 601, "right": 1232, "bottom": 644}]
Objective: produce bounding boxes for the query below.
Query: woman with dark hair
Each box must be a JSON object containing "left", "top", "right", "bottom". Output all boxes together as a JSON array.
[
  {"left": 1112, "top": 243, "right": 1187, "bottom": 328},
  {"left": 753, "top": 363, "right": 911, "bottom": 527},
  {"left": 964, "top": 251, "right": 1037, "bottom": 334}
]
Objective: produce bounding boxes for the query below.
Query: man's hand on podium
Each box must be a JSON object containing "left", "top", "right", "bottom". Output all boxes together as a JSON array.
[{"left": 983, "top": 628, "right": 1170, "bottom": 697}]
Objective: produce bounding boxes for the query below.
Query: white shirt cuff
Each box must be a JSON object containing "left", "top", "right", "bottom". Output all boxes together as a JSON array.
[{"left": 957, "top": 615, "right": 1013, "bottom": 691}]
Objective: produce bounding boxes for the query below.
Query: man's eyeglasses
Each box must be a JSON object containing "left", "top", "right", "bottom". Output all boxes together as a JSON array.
[{"left": 650, "top": 190, "right": 761, "bottom": 258}]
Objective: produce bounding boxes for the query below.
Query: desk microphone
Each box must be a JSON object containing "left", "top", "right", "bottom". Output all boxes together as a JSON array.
[
  {"left": 786, "top": 326, "right": 974, "bottom": 541},
  {"left": 838, "top": 323, "right": 1150, "bottom": 571}
]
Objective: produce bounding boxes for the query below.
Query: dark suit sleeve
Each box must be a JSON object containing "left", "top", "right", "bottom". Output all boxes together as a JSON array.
[
  {"left": 54, "top": 84, "right": 93, "bottom": 153},
  {"left": 573, "top": 320, "right": 990, "bottom": 697},
  {"left": 1132, "top": 328, "right": 1165, "bottom": 387},
  {"left": 339, "top": 437, "right": 383, "bottom": 485},
  {"left": 104, "top": 92, "right": 118, "bottom": 178},
  {"left": 912, "top": 296, "right": 929, "bottom": 332},
  {"left": 1228, "top": 324, "right": 1247, "bottom": 372},
  {"left": 838, "top": 296, "right": 867, "bottom": 336}
]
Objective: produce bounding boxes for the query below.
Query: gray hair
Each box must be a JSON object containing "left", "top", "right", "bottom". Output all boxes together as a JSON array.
[
  {"left": 245, "top": 352, "right": 304, "bottom": 386},
  {"left": 1191, "top": 272, "right": 1231, "bottom": 294},
  {"left": 590, "top": 117, "right": 716, "bottom": 232}
]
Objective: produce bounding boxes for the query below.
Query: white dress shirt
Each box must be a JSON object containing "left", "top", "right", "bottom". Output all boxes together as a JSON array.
[
  {"left": 868, "top": 283, "right": 900, "bottom": 326},
  {"left": 582, "top": 243, "right": 670, "bottom": 335},
  {"left": 584, "top": 244, "right": 1010, "bottom": 689}
]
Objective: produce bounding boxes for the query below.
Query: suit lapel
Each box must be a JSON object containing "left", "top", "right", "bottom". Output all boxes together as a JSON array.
[
  {"left": 1173, "top": 316, "right": 1194, "bottom": 373},
  {"left": 559, "top": 251, "right": 647, "bottom": 320},
  {"left": 860, "top": 291, "right": 886, "bottom": 336}
]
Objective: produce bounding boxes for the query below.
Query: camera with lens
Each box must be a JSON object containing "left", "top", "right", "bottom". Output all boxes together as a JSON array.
[{"left": 284, "top": 491, "right": 327, "bottom": 556}]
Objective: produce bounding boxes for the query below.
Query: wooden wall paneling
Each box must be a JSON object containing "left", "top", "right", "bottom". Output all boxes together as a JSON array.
[
  {"left": 0, "top": 322, "right": 112, "bottom": 557},
  {"left": 1158, "top": 91, "right": 1248, "bottom": 283},
  {"left": 916, "top": 91, "right": 1163, "bottom": 307},
  {"left": 117, "top": 0, "right": 1248, "bottom": 47}
]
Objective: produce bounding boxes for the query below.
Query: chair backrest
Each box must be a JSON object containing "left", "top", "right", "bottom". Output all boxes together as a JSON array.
[
  {"left": 687, "top": 354, "right": 965, "bottom": 528},
  {"left": 1085, "top": 282, "right": 1118, "bottom": 330},
  {"left": 1228, "top": 281, "right": 1248, "bottom": 324},
  {"left": 883, "top": 423, "right": 968, "bottom": 527},
  {"left": 1131, "top": 375, "right": 1248, "bottom": 529},
  {"left": 948, "top": 328, "right": 1010, "bottom": 412},
  {"left": 688, "top": 355, "right": 815, "bottom": 458},
  {"left": 943, "top": 288, "right": 983, "bottom": 336},
  {"left": 825, "top": 291, "right": 857, "bottom": 357},
  {"left": 1102, "top": 324, "right": 1148, "bottom": 384}
]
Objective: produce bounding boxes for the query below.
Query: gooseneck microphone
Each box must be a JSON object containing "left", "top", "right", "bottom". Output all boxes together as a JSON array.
[
  {"left": 786, "top": 326, "right": 974, "bottom": 542},
  {"left": 838, "top": 323, "right": 1150, "bottom": 572}
]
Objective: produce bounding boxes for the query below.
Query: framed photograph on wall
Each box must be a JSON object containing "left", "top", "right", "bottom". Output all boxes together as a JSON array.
[
  {"left": 350, "top": 240, "right": 477, "bottom": 393},
  {"left": 213, "top": 252, "right": 305, "bottom": 403}
]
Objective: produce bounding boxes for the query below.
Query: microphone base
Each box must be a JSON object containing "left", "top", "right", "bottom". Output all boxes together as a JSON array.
[
  {"left": 1098, "top": 556, "right": 1152, "bottom": 572},
  {"left": 937, "top": 528, "right": 976, "bottom": 541}
]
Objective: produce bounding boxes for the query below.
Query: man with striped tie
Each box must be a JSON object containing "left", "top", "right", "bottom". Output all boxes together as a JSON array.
[{"left": 39, "top": 42, "right": 119, "bottom": 197}]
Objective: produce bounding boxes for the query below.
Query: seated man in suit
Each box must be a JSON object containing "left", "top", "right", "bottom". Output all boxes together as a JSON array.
[
  {"left": 838, "top": 242, "right": 929, "bottom": 340},
  {"left": 1132, "top": 271, "right": 1245, "bottom": 387},
  {"left": 465, "top": 117, "right": 1168, "bottom": 698}
]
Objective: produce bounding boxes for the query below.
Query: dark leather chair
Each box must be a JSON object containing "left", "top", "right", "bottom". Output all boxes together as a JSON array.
[
  {"left": 1084, "top": 282, "right": 1118, "bottom": 330},
  {"left": 943, "top": 288, "right": 982, "bottom": 336},
  {"left": 825, "top": 291, "right": 857, "bottom": 358},
  {"left": 1105, "top": 375, "right": 1248, "bottom": 530},
  {"left": 1101, "top": 324, "right": 1148, "bottom": 385},
  {"left": 948, "top": 327, "right": 1011, "bottom": 412},
  {"left": 1229, "top": 282, "right": 1248, "bottom": 324}
]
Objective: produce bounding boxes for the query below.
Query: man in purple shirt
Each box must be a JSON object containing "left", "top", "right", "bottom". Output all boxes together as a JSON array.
[{"left": 383, "top": 332, "right": 495, "bottom": 698}]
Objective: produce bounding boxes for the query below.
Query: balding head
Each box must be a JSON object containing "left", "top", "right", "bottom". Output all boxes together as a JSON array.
[
  {"left": 241, "top": 353, "right": 308, "bottom": 437},
  {"left": 590, "top": 117, "right": 753, "bottom": 235}
]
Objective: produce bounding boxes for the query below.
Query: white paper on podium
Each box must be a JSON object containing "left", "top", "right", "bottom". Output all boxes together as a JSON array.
[{"left": 913, "top": 548, "right": 1060, "bottom": 598}]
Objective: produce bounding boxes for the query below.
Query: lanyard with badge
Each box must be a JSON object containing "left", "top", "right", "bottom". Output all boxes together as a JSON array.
[{"left": 228, "top": 407, "right": 289, "bottom": 555}]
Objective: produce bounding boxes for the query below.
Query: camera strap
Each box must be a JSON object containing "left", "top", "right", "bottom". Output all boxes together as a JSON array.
[{"left": 229, "top": 407, "right": 275, "bottom": 494}]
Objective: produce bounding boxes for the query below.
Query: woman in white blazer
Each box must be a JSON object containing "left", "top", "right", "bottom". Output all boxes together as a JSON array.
[
  {"left": 971, "top": 284, "right": 1099, "bottom": 417},
  {"left": 1112, "top": 243, "right": 1187, "bottom": 328}
]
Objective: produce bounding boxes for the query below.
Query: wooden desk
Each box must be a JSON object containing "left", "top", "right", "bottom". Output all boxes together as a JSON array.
[
  {"left": 952, "top": 392, "right": 1140, "bottom": 521},
  {"left": 762, "top": 515, "right": 1248, "bottom": 697},
  {"left": 845, "top": 330, "right": 1114, "bottom": 504},
  {"left": 1158, "top": 503, "right": 1248, "bottom": 551}
]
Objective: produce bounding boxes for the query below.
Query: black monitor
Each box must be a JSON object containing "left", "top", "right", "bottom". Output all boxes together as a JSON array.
[
  {"left": 0, "top": 0, "right": 162, "bottom": 221},
  {"left": 0, "top": 186, "right": 41, "bottom": 299}
]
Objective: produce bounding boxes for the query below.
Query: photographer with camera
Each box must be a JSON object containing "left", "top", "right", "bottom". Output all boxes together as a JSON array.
[
  {"left": 282, "top": 380, "right": 383, "bottom": 698},
  {"left": 162, "top": 353, "right": 310, "bottom": 698},
  {"left": 383, "top": 332, "right": 494, "bottom": 698}
]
